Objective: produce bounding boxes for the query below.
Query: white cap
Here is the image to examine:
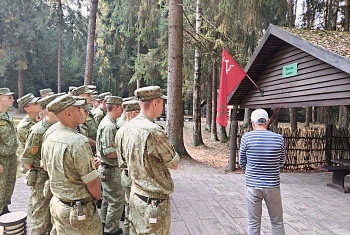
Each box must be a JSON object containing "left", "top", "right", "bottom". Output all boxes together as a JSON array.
[{"left": 251, "top": 108, "right": 269, "bottom": 124}]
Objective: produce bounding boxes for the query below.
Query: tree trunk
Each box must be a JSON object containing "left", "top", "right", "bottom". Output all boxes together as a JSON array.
[
  {"left": 305, "top": 106, "right": 311, "bottom": 128},
  {"left": 345, "top": 0, "right": 350, "bottom": 31},
  {"left": 167, "top": 0, "right": 189, "bottom": 157},
  {"left": 57, "top": 0, "right": 63, "bottom": 92},
  {"left": 290, "top": 107, "right": 297, "bottom": 131},
  {"left": 338, "top": 106, "right": 348, "bottom": 127},
  {"left": 331, "top": 0, "right": 339, "bottom": 30},
  {"left": 210, "top": 60, "right": 218, "bottom": 141},
  {"left": 137, "top": 40, "right": 141, "bottom": 89},
  {"left": 193, "top": 0, "right": 203, "bottom": 146},
  {"left": 243, "top": 108, "right": 252, "bottom": 128},
  {"left": 219, "top": 125, "right": 228, "bottom": 142},
  {"left": 288, "top": 0, "right": 296, "bottom": 27},
  {"left": 84, "top": 0, "right": 98, "bottom": 85},
  {"left": 18, "top": 68, "right": 23, "bottom": 99},
  {"left": 205, "top": 62, "right": 212, "bottom": 131}
]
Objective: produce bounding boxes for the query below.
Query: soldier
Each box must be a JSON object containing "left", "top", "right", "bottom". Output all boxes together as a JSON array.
[
  {"left": 16, "top": 93, "right": 41, "bottom": 162},
  {"left": 96, "top": 96, "right": 124, "bottom": 235},
  {"left": 0, "top": 88, "right": 18, "bottom": 216},
  {"left": 115, "top": 100, "right": 140, "bottom": 235},
  {"left": 115, "top": 86, "right": 180, "bottom": 235},
  {"left": 39, "top": 88, "right": 54, "bottom": 98},
  {"left": 91, "top": 95, "right": 100, "bottom": 111},
  {"left": 116, "top": 97, "right": 134, "bottom": 128},
  {"left": 92, "top": 92, "right": 112, "bottom": 126},
  {"left": 41, "top": 94, "right": 102, "bottom": 234},
  {"left": 21, "top": 94, "right": 61, "bottom": 235}
]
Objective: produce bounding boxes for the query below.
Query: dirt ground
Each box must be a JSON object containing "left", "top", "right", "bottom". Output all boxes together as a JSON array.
[{"left": 158, "top": 119, "right": 232, "bottom": 171}]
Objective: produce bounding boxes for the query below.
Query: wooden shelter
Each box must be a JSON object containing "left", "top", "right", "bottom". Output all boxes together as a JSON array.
[{"left": 228, "top": 24, "right": 350, "bottom": 108}]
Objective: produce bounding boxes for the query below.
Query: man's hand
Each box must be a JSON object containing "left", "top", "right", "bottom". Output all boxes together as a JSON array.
[
  {"left": 94, "top": 157, "right": 101, "bottom": 168},
  {"left": 0, "top": 164, "right": 4, "bottom": 174}
]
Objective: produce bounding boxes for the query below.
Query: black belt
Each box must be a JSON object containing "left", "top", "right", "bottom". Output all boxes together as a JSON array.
[
  {"left": 134, "top": 193, "right": 167, "bottom": 206},
  {"left": 59, "top": 199, "right": 92, "bottom": 207}
]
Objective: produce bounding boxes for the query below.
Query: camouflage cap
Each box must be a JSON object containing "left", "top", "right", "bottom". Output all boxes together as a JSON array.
[
  {"left": 122, "top": 100, "right": 140, "bottom": 112},
  {"left": 122, "top": 96, "right": 136, "bottom": 102},
  {"left": 87, "top": 85, "right": 96, "bottom": 91},
  {"left": 39, "top": 88, "right": 54, "bottom": 96},
  {"left": 38, "top": 93, "right": 62, "bottom": 109},
  {"left": 92, "top": 94, "right": 100, "bottom": 101},
  {"left": 74, "top": 96, "right": 91, "bottom": 111},
  {"left": 47, "top": 94, "right": 85, "bottom": 114},
  {"left": 17, "top": 93, "right": 40, "bottom": 108},
  {"left": 0, "top": 88, "right": 15, "bottom": 96},
  {"left": 68, "top": 86, "right": 77, "bottom": 93},
  {"left": 97, "top": 92, "right": 112, "bottom": 101},
  {"left": 134, "top": 86, "right": 167, "bottom": 101},
  {"left": 105, "top": 96, "right": 123, "bottom": 105},
  {"left": 71, "top": 85, "right": 93, "bottom": 96}
]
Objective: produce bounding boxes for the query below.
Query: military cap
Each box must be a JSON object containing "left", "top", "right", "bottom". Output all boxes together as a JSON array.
[
  {"left": 38, "top": 93, "right": 62, "bottom": 109},
  {"left": 92, "top": 94, "right": 99, "bottom": 101},
  {"left": 39, "top": 88, "right": 54, "bottom": 96},
  {"left": 74, "top": 96, "right": 91, "bottom": 111},
  {"left": 47, "top": 94, "right": 85, "bottom": 114},
  {"left": 71, "top": 85, "right": 93, "bottom": 96},
  {"left": 105, "top": 96, "right": 123, "bottom": 105},
  {"left": 68, "top": 86, "right": 77, "bottom": 93},
  {"left": 122, "top": 100, "right": 140, "bottom": 112},
  {"left": 122, "top": 97, "right": 135, "bottom": 102},
  {"left": 0, "top": 88, "right": 15, "bottom": 96},
  {"left": 87, "top": 85, "right": 96, "bottom": 91},
  {"left": 134, "top": 86, "right": 167, "bottom": 101},
  {"left": 97, "top": 92, "right": 112, "bottom": 101},
  {"left": 17, "top": 93, "right": 40, "bottom": 108}
]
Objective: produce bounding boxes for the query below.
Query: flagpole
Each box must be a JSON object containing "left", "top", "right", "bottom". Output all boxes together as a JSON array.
[{"left": 246, "top": 74, "right": 264, "bottom": 96}]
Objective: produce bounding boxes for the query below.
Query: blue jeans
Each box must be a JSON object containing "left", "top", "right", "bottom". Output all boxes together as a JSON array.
[{"left": 246, "top": 186, "right": 285, "bottom": 235}]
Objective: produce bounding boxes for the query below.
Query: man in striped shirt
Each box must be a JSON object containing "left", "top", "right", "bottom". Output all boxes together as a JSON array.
[{"left": 239, "top": 108, "right": 285, "bottom": 235}]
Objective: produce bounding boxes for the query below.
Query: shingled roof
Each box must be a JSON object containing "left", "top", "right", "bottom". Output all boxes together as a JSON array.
[{"left": 228, "top": 24, "right": 350, "bottom": 108}]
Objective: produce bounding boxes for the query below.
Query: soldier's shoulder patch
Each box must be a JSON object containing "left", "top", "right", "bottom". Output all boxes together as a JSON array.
[{"left": 30, "top": 146, "right": 39, "bottom": 155}]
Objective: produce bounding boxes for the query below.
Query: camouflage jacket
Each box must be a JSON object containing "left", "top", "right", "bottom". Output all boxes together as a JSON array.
[
  {"left": 0, "top": 112, "right": 18, "bottom": 157},
  {"left": 41, "top": 124, "right": 98, "bottom": 201},
  {"left": 96, "top": 115, "right": 118, "bottom": 167},
  {"left": 92, "top": 106, "right": 105, "bottom": 127},
  {"left": 16, "top": 114, "right": 36, "bottom": 157},
  {"left": 21, "top": 117, "right": 54, "bottom": 167},
  {"left": 115, "top": 113, "right": 180, "bottom": 198}
]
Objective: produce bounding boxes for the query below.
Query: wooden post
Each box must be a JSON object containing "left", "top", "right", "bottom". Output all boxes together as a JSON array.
[
  {"left": 229, "top": 121, "right": 238, "bottom": 171},
  {"left": 325, "top": 124, "right": 333, "bottom": 165}
]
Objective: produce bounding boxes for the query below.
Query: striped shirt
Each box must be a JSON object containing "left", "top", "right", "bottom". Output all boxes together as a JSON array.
[{"left": 239, "top": 130, "right": 285, "bottom": 188}]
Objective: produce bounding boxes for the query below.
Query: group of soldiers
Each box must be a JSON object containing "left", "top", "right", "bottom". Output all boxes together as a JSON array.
[{"left": 0, "top": 84, "right": 180, "bottom": 235}]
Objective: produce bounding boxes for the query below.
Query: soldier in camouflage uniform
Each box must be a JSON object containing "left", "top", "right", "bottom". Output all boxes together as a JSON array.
[
  {"left": 41, "top": 94, "right": 102, "bottom": 234},
  {"left": 96, "top": 96, "right": 124, "bottom": 235},
  {"left": 16, "top": 93, "right": 41, "bottom": 159},
  {"left": 21, "top": 94, "right": 61, "bottom": 235},
  {"left": 91, "top": 94, "right": 100, "bottom": 112},
  {"left": 92, "top": 92, "right": 112, "bottom": 126},
  {"left": 72, "top": 86, "right": 98, "bottom": 142},
  {"left": 39, "top": 88, "right": 54, "bottom": 98},
  {"left": 116, "top": 97, "right": 134, "bottom": 128},
  {"left": 0, "top": 88, "right": 18, "bottom": 216},
  {"left": 115, "top": 100, "right": 140, "bottom": 235},
  {"left": 115, "top": 86, "right": 180, "bottom": 235}
]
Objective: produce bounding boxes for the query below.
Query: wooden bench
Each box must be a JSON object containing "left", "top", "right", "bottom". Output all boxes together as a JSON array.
[{"left": 321, "top": 165, "right": 350, "bottom": 193}]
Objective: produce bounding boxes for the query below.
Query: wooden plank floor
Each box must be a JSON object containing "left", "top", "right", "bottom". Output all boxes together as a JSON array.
[{"left": 8, "top": 157, "right": 350, "bottom": 235}]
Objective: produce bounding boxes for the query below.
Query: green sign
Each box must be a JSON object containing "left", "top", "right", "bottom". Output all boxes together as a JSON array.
[{"left": 282, "top": 63, "right": 298, "bottom": 78}]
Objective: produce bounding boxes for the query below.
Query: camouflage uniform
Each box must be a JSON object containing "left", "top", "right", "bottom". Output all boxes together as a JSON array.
[
  {"left": 96, "top": 111, "right": 124, "bottom": 234},
  {"left": 21, "top": 117, "right": 54, "bottom": 235},
  {"left": 115, "top": 113, "right": 180, "bottom": 235},
  {"left": 85, "top": 111, "right": 97, "bottom": 140},
  {"left": 92, "top": 106, "right": 106, "bottom": 127},
  {"left": 116, "top": 113, "right": 126, "bottom": 128},
  {"left": 41, "top": 124, "right": 102, "bottom": 235},
  {"left": 16, "top": 114, "right": 36, "bottom": 157},
  {"left": 0, "top": 112, "right": 18, "bottom": 215}
]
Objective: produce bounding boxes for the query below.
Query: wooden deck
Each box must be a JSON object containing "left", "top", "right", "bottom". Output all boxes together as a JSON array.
[{"left": 8, "top": 158, "right": 350, "bottom": 235}]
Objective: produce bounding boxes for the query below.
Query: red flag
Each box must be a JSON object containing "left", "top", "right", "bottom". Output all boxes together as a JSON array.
[{"left": 216, "top": 48, "right": 246, "bottom": 127}]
